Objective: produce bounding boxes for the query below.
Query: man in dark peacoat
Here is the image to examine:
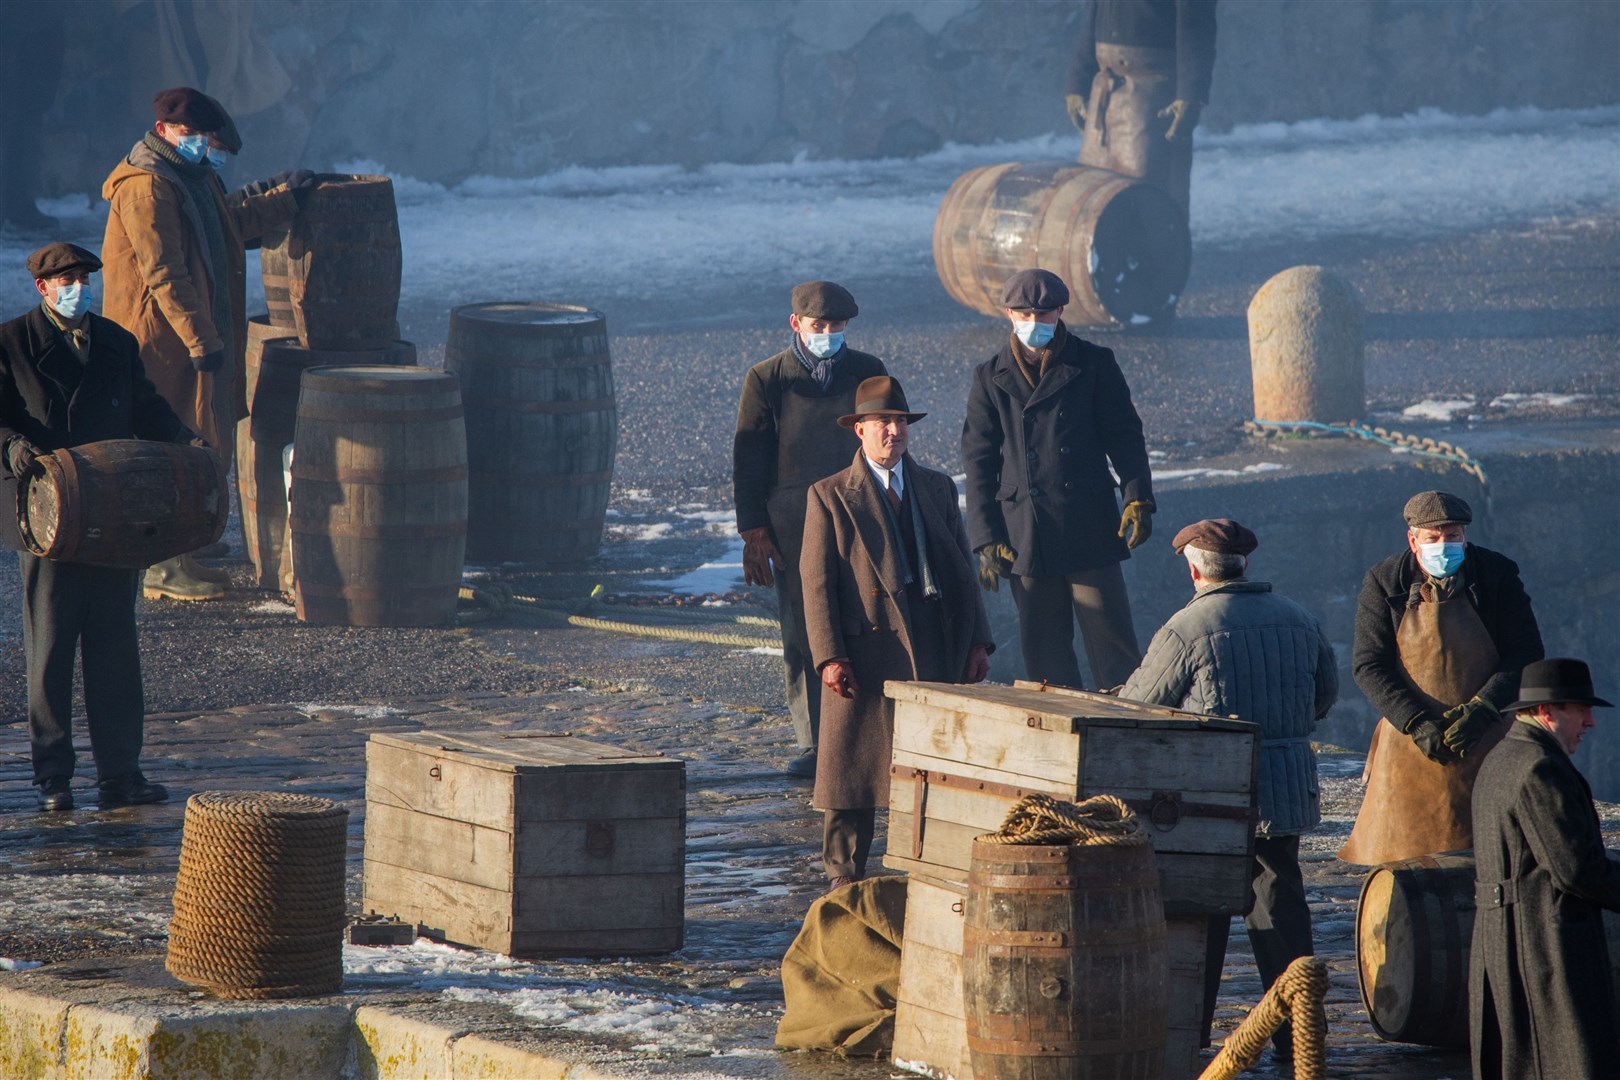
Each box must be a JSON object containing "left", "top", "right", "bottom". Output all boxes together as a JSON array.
[
  {"left": 962, "top": 268, "right": 1153, "bottom": 691},
  {"left": 0, "top": 243, "right": 196, "bottom": 812},
  {"left": 801, "top": 377, "right": 993, "bottom": 889},
  {"left": 734, "top": 281, "right": 888, "bottom": 778},
  {"left": 1470, "top": 657, "right": 1620, "bottom": 1080}
]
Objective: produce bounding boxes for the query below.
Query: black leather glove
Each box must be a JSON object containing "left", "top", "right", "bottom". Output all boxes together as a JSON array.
[
  {"left": 5, "top": 437, "right": 41, "bottom": 478},
  {"left": 1406, "top": 716, "right": 1456, "bottom": 765},
  {"left": 976, "top": 543, "right": 1016, "bottom": 593},
  {"left": 287, "top": 169, "right": 318, "bottom": 208},
  {"left": 192, "top": 349, "right": 226, "bottom": 373},
  {"left": 1442, "top": 697, "right": 1500, "bottom": 759}
]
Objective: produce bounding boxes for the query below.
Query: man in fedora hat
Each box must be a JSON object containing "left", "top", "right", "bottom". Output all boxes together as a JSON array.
[
  {"left": 1339, "top": 490, "right": 1544, "bottom": 865},
  {"left": 1119, "top": 518, "right": 1337, "bottom": 1063},
  {"left": 800, "top": 376, "right": 993, "bottom": 890},
  {"left": 1470, "top": 657, "right": 1619, "bottom": 1080},
  {"left": 962, "top": 267, "right": 1154, "bottom": 692},
  {"left": 0, "top": 242, "right": 198, "bottom": 811},
  {"left": 734, "top": 281, "right": 889, "bottom": 778},
  {"left": 101, "top": 86, "right": 313, "bottom": 600}
]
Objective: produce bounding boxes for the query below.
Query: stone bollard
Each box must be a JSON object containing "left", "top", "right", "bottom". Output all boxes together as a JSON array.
[{"left": 1248, "top": 267, "right": 1365, "bottom": 423}]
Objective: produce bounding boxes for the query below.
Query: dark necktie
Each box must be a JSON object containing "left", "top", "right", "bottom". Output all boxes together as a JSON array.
[{"left": 886, "top": 484, "right": 902, "bottom": 514}]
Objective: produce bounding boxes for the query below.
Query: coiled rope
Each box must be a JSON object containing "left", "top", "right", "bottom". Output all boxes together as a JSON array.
[
  {"left": 979, "top": 792, "right": 1148, "bottom": 847},
  {"left": 455, "top": 584, "right": 783, "bottom": 647},
  {"left": 1197, "top": 955, "right": 1330, "bottom": 1080}
]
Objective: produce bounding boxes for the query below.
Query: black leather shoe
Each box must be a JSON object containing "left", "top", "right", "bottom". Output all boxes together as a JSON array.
[
  {"left": 97, "top": 774, "right": 169, "bottom": 808},
  {"left": 785, "top": 749, "right": 817, "bottom": 780},
  {"left": 37, "top": 776, "right": 72, "bottom": 812}
]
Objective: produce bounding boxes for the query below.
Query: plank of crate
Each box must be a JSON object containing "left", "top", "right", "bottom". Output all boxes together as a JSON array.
[
  {"left": 892, "top": 704, "right": 1084, "bottom": 785},
  {"left": 902, "top": 876, "right": 966, "bottom": 955},
  {"left": 363, "top": 859, "right": 514, "bottom": 953},
  {"left": 513, "top": 873, "right": 684, "bottom": 932},
  {"left": 1081, "top": 726, "right": 1256, "bottom": 795},
  {"left": 892, "top": 997, "right": 972, "bottom": 1080},
  {"left": 510, "top": 926, "right": 683, "bottom": 957},
  {"left": 370, "top": 729, "right": 671, "bottom": 767}
]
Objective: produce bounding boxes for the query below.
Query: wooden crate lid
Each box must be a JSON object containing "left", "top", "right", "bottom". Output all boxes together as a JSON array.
[
  {"left": 368, "top": 730, "right": 682, "bottom": 773},
  {"left": 884, "top": 681, "right": 1258, "bottom": 735}
]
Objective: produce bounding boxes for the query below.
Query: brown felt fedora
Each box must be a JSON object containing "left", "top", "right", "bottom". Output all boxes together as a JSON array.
[{"left": 837, "top": 376, "right": 926, "bottom": 428}]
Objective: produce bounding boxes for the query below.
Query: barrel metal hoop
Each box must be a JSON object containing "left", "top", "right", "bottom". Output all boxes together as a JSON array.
[
  {"left": 295, "top": 404, "right": 464, "bottom": 423},
  {"left": 291, "top": 465, "right": 467, "bottom": 485},
  {"left": 289, "top": 520, "right": 466, "bottom": 540},
  {"left": 294, "top": 580, "right": 460, "bottom": 600},
  {"left": 962, "top": 927, "right": 1069, "bottom": 948}
]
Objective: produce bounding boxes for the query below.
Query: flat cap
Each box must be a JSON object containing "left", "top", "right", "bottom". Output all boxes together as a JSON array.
[
  {"left": 791, "top": 280, "right": 858, "bottom": 321},
  {"left": 26, "top": 242, "right": 101, "bottom": 279},
  {"left": 1403, "top": 490, "right": 1472, "bottom": 528},
  {"left": 205, "top": 92, "right": 242, "bottom": 154},
  {"left": 1172, "top": 518, "right": 1259, "bottom": 556},
  {"left": 153, "top": 86, "right": 229, "bottom": 133},
  {"left": 1000, "top": 268, "right": 1070, "bottom": 312}
]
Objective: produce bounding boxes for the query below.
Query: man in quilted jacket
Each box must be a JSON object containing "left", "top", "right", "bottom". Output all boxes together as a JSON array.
[{"left": 1119, "top": 517, "right": 1337, "bottom": 1064}]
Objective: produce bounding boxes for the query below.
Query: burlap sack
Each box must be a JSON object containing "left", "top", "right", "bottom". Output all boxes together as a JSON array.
[{"left": 775, "top": 876, "right": 907, "bottom": 1056}]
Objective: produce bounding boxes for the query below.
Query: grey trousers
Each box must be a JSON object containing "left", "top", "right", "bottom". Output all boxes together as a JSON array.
[
  {"left": 1011, "top": 561, "right": 1141, "bottom": 690},
  {"left": 775, "top": 564, "right": 820, "bottom": 751},
  {"left": 822, "top": 807, "right": 876, "bottom": 880}
]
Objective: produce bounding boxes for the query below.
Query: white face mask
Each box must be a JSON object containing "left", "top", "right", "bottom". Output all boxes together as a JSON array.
[
  {"left": 802, "top": 331, "right": 844, "bottom": 359},
  {"left": 1013, "top": 319, "right": 1055, "bottom": 348},
  {"left": 49, "top": 280, "right": 91, "bottom": 319}
]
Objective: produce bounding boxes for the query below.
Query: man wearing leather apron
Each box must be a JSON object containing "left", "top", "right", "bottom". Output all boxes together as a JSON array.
[{"left": 1339, "top": 491, "right": 1544, "bottom": 866}]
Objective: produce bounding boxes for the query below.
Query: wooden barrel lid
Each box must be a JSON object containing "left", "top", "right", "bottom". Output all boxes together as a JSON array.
[
  {"left": 1356, "top": 865, "right": 1415, "bottom": 1037},
  {"left": 452, "top": 301, "right": 603, "bottom": 328}
]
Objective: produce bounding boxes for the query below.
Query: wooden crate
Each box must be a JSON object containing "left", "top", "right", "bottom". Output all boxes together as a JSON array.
[
  {"left": 362, "top": 730, "right": 685, "bottom": 957},
  {"left": 883, "top": 680, "right": 1259, "bottom": 915}
]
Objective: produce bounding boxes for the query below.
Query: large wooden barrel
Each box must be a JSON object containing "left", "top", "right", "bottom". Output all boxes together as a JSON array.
[
  {"left": 444, "top": 302, "right": 617, "bottom": 563},
  {"left": 236, "top": 338, "right": 417, "bottom": 589},
  {"left": 933, "top": 163, "right": 1190, "bottom": 327},
  {"left": 260, "top": 174, "right": 402, "bottom": 351},
  {"left": 289, "top": 367, "right": 466, "bottom": 626},
  {"left": 21, "top": 440, "right": 228, "bottom": 567},
  {"left": 964, "top": 838, "right": 1168, "bottom": 1079}
]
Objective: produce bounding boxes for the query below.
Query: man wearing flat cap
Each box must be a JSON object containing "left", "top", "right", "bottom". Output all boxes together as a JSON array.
[
  {"left": 801, "top": 376, "right": 993, "bottom": 890},
  {"left": 1339, "top": 490, "right": 1544, "bottom": 865},
  {"left": 101, "top": 86, "right": 314, "bottom": 601},
  {"left": 0, "top": 243, "right": 198, "bottom": 812},
  {"left": 1119, "top": 518, "right": 1336, "bottom": 1062},
  {"left": 963, "top": 267, "right": 1154, "bottom": 691},
  {"left": 1470, "top": 657, "right": 1619, "bottom": 1080},
  {"left": 734, "top": 281, "right": 889, "bottom": 778}
]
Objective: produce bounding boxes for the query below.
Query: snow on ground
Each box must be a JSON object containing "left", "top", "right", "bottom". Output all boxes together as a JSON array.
[{"left": 1400, "top": 398, "right": 1478, "bottom": 422}]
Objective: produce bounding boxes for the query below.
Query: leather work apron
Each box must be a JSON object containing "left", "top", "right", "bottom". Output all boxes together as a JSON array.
[
  {"left": 1079, "top": 43, "right": 1192, "bottom": 215},
  {"left": 1338, "top": 578, "right": 1503, "bottom": 865}
]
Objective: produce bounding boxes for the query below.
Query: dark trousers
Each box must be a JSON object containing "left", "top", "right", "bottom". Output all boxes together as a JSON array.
[
  {"left": 21, "top": 552, "right": 146, "bottom": 784},
  {"left": 775, "top": 565, "right": 820, "bottom": 750},
  {"left": 1203, "top": 834, "right": 1315, "bottom": 1056},
  {"left": 822, "top": 808, "right": 876, "bottom": 880},
  {"left": 1011, "top": 561, "right": 1141, "bottom": 690}
]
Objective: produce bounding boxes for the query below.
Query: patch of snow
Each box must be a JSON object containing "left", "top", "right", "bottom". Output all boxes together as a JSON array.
[
  {"left": 608, "top": 522, "right": 675, "bottom": 542},
  {"left": 1401, "top": 398, "right": 1476, "bottom": 422},
  {"left": 743, "top": 646, "right": 785, "bottom": 657},
  {"left": 1155, "top": 462, "right": 1289, "bottom": 482},
  {"left": 0, "top": 958, "right": 43, "bottom": 971},
  {"left": 293, "top": 703, "right": 402, "bottom": 720},
  {"left": 249, "top": 599, "right": 295, "bottom": 615},
  {"left": 1489, "top": 391, "right": 1590, "bottom": 408}
]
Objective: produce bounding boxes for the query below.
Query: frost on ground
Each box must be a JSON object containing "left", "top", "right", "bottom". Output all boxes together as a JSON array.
[
  {"left": 1400, "top": 398, "right": 1477, "bottom": 422},
  {"left": 1156, "top": 461, "right": 1288, "bottom": 482}
]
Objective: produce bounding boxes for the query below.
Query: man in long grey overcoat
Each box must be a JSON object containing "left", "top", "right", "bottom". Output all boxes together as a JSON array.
[
  {"left": 1470, "top": 657, "right": 1619, "bottom": 1080},
  {"left": 801, "top": 376, "right": 993, "bottom": 890}
]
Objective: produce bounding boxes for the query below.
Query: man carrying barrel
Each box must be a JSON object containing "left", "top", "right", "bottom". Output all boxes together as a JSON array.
[
  {"left": 1118, "top": 518, "right": 1337, "bottom": 1063},
  {"left": 733, "top": 281, "right": 888, "bottom": 779},
  {"left": 962, "top": 268, "right": 1154, "bottom": 691},
  {"left": 101, "top": 86, "right": 313, "bottom": 601},
  {"left": 0, "top": 243, "right": 199, "bottom": 811}
]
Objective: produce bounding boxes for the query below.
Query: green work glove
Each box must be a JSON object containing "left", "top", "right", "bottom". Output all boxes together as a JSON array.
[
  {"left": 1065, "top": 93, "right": 1088, "bottom": 132},
  {"left": 1158, "top": 99, "right": 1202, "bottom": 142},
  {"left": 1405, "top": 716, "right": 1456, "bottom": 765},
  {"left": 1441, "top": 696, "right": 1500, "bottom": 759},
  {"left": 976, "top": 542, "right": 1017, "bottom": 593},
  {"left": 1117, "top": 500, "right": 1154, "bottom": 549}
]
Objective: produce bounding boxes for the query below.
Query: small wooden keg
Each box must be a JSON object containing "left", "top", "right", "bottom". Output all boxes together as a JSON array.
[
  {"left": 445, "top": 302, "right": 618, "bottom": 563},
  {"left": 21, "top": 440, "right": 227, "bottom": 567},
  {"left": 934, "top": 162, "right": 1190, "bottom": 327},
  {"left": 964, "top": 838, "right": 1168, "bottom": 1079},
  {"left": 289, "top": 366, "right": 466, "bottom": 626}
]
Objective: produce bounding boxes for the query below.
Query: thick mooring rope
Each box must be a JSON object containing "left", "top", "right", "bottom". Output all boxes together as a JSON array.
[
  {"left": 1197, "top": 955, "right": 1330, "bottom": 1080},
  {"left": 979, "top": 792, "right": 1148, "bottom": 847},
  {"left": 167, "top": 791, "right": 349, "bottom": 999}
]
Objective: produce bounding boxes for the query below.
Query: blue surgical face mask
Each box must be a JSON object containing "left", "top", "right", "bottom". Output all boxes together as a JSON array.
[
  {"left": 1417, "top": 541, "right": 1465, "bottom": 578},
  {"left": 802, "top": 331, "right": 844, "bottom": 359},
  {"left": 49, "top": 281, "right": 91, "bottom": 320},
  {"left": 206, "top": 146, "right": 230, "bottom": 171},
  {"left": 174, "top": 133, "right": 209, "bottom": 164},
  {"left": 1013, "top": 319, "right": 1056, "bottom": 348}
]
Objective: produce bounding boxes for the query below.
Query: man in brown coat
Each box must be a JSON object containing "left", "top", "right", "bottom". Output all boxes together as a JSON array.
[
  {"left": 801, "top": 377, "right": 994, "bottom": 890},
  {"left": 101, "top": 86, "right": 310, "bottom": 600}
]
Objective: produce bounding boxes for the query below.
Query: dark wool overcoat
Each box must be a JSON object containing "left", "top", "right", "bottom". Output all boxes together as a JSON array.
[
  {"left": 1352, "top": 545, "right": 1544, "bottom": 730},
  {"left": 801, "top": 451, "right": 993, "bottom": 810},
  {"left": 961, "top": 330, "right": 1152, "bottom": 577},
  {"left": 0, "top": 306, "right": 193, "bottom": 551},
  {"left": 1470, "top": 721, "right": 1620, "bottom": 1080},
  {"left": 1066, "top": 0, "right": 1219, "bottom": 104}
]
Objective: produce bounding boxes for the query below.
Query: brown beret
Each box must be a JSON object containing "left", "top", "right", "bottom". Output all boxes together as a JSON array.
[
  {"left": 1000, "top": 268, "right": 1070, "bottom": 312},
  {"left": 153, "top": 86, "right": 229, "bottom": 133},
  {"left": 26, "top": 242, "right": 101, "bottom": 279},
  {"left": 1172, "top": 518, "right": 1259, "bottom": 556},
  {"left": 791, "top": 281, "right": 858, "bottom": 320},
  {"left": 1403, "top": 491, "right": 1472, "bottom": 528}
]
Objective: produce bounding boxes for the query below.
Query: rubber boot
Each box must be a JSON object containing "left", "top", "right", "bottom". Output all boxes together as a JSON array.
[
  {"left": 181, "top": 552, "right": 231, "bottom": 586},
  {"left": 143, "top": 556, "right": 226, "bottom": 601}
]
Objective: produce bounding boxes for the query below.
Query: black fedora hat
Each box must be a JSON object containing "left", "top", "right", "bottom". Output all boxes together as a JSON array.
[
  {"left": 837, "top": 376, "right": 926, "bottom": 428},
  {"left": 1503, "top": 657, "right": 1613, "bottom": 712}
]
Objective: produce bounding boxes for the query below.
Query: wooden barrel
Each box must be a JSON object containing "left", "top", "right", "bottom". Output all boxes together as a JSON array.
[
  {"left": 21, "top": 440, "right": 228, "bottom": 568},
  {"left": 236, "top": 338, "right": 417, "bottom": 590},
  {"left": 444, "top": 302, "right": 617, "bottom": 563},
  {"left": 964, "top": 838, "right": 1168, "bottom": 1079},
  {"left": 1358, "top": 851, "right": 1620, "bottom": 1049},
  {"left": 260, "top": 174, "right": 402, "bottom": 351},
  {"left": 289, "top": 367, "right": 466, "bottom": 626},
  {"left": 933, "top": 163, "right": 1190, "bottom": 327}
]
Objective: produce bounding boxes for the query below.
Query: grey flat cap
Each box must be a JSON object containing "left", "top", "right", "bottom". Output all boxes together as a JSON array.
[
  {"left": 1000, "top": 268, "right": 1070, "bottom": 312},
  {"left": 1403, "top": 491, "right": 1473, "bottom": 528},
  {"left": 791, "top": 281, "right": 858, "bottom": 320}
]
